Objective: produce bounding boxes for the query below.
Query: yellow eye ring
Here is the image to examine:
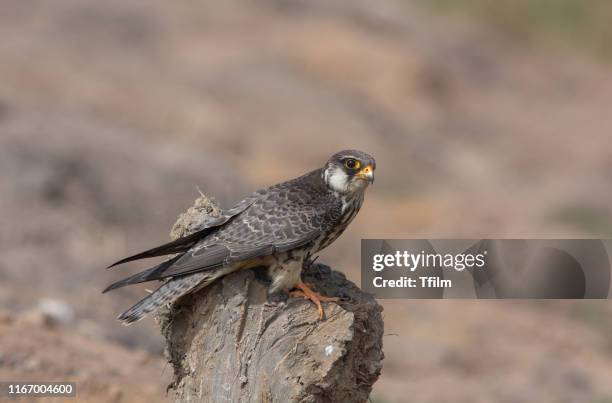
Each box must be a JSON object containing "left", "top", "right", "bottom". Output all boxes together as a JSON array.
[{"left": 344, "top": 159, "right": 360, "bottom": 170}]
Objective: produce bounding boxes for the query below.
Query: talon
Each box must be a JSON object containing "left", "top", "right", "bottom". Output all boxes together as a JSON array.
[
  {"left": 290, "top": 281, "right": 339, "bottom": 320},
  {"left": 289, "top": 290, "right": 308, "bottom": 299}
]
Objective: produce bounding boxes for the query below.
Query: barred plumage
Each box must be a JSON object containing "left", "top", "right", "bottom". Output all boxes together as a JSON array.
[
  {"left": 117, "top": 273, "right": 208, "bottom": 325},
  {"left": 105, "top": 150, "right": 375, "bottom": 324}
]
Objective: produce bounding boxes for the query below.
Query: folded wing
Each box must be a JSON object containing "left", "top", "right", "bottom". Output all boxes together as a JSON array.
[{"left": 103, "top": 172, "right": 339, "bottom": 293}]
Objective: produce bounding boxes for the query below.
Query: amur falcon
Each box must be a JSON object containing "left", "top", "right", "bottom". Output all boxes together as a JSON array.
[{"left": 104, "top": 150, "right": 375, "bottom": 324}]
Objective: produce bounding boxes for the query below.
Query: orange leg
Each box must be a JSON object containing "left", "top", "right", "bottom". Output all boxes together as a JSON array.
[{"left": 289, "top": 282, "right": 339, "bottom": 320}]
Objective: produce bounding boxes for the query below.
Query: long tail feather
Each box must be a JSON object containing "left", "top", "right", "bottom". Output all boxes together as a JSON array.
[{"left": 117, "top": 272, "right": 209, "bottom": 325}]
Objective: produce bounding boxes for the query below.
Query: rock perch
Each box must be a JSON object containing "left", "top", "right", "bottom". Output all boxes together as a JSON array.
[{"left": 156, "top": 195, "right": 384, "bottom": 402}]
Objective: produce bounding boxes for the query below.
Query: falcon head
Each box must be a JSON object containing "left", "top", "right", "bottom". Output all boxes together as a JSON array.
[{"left": 324, "top": 150, "right": 376, "bottom": 195}]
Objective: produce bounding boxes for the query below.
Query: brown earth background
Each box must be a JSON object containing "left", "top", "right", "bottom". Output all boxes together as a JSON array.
[{"left": 1, "top": 1, "right": 612, "bottom": 402}]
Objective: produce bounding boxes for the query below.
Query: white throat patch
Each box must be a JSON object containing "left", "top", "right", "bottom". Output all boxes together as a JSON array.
[{"left": 324, "top": 166, "right": 349, "bottom": 194}]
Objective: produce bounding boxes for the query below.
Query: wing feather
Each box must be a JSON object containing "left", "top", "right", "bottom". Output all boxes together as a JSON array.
[
  {"left": 102, "top": 255, "right": 183, "bottom": 293},
  {"left": 106, "top": 196, "right": 258, "bottom": 268},
  {"left": 103, "top": 169, "right": 341, "bottom": 291}
]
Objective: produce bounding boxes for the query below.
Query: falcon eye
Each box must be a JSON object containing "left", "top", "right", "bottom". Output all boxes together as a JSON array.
[{"left": 344, "top": 158, "right": 360, "bottom": 170}]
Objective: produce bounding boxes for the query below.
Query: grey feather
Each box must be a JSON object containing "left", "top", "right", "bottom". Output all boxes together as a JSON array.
[
  {"left": 117, "top": 272, "right": 210, "bottom": 325},
  {"left": 106, "top": 169, "right": 342, "bottom": 286}
]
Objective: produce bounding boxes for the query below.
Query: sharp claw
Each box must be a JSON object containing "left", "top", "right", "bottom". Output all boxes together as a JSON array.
[
  {"left": 290, "top": 282, "right": 339, "bottom": 320},
  {"left": 289, "top": 290, "right": 308, "bottom": 300}
]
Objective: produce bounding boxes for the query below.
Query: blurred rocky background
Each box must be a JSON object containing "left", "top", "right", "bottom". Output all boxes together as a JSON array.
[{"left": 1, "top": 0, "right": 612, "bottom": 402}]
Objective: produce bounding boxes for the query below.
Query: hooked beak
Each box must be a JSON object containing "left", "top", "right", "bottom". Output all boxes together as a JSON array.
[{"left": 356, "top": 165, "right": 374, "bottom": 184}]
